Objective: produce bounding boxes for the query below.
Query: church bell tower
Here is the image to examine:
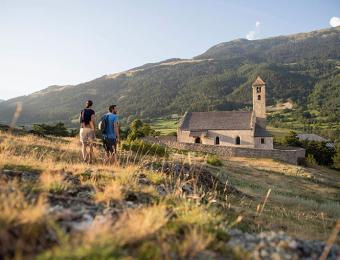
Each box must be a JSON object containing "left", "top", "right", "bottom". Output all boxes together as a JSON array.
[{"left": 252, "top": 76, "right": 266, "bottom": 128}]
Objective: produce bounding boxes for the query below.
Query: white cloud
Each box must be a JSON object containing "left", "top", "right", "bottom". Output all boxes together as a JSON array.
[
  {"left": 246, "top": 21, "right": 261, "bottom": 40},
  {"left": 330, "top": 17, "right": 340, "bottom": 27},
  {"left": 246, "top": 30, "right": 256, "bottom": 40}
]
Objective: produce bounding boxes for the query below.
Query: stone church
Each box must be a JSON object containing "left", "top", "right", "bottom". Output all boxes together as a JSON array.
[{"left": 177, "top": 76, "right": 274, "bottom": 149}]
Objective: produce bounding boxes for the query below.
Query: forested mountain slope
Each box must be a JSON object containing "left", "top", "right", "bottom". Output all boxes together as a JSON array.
[{"left": 0, "top": 26, "right": 339, "bottom": 125}]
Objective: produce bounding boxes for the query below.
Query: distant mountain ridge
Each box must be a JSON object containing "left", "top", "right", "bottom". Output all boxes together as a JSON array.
[{"left": 0, "top": 26, "right": 339, "bottom": 125}]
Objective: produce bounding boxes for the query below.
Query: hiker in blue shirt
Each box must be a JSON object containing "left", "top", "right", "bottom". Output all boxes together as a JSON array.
[{"left": 101, "top": 105, "right": 120, "bottom": 164}]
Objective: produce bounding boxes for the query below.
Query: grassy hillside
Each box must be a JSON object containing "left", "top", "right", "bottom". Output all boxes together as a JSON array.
[
  {"left": 1, "top": 130, "right": 340, "bottom": 258},
  {"left": 0, "top": 27, "right": 339, "bottom": 127}
]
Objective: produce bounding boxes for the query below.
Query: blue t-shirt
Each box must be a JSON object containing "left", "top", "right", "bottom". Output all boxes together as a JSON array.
[{"left": 104, "top": 113, "right": 118, "bottom": 139}]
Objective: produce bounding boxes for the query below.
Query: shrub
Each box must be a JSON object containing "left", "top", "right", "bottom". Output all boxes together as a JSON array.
[
  {"left": 167, "top": 131, "right": 177, "bottom": 137},
  {"left": 283, "top": 131, "right": 335, "bottom": 166},
  {"left": 283, "top": 131, "right": 301, "bottom": 147},
  {"left": 333, "top": 145, "right": 340, "bottom": 170},
  {"left": 306, "top": 154, "right": 317, "bottom": 167},
  {"left": 206, "top": 155, "right": 223, "bottom": 166},
  {"left": 31, "top": 122, "right": 70, "bottom": 137},
  {"left": 126, "top": 119, "right": 156, "bottom": 141},
  {"left": 121, "top": 140, "right": 168, "bottom": 157},
  {"left": 303, "top": 141, "right": 335, "bottom": 166}
]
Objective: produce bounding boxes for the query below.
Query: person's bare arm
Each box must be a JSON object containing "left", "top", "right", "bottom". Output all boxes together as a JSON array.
[
  {"left": 90, "top": 114, "right": 95, "bottom": 133},
  {"left": 79, "top": 113, "right": 84, "bottom": 128},
  {"left": 114, "top": 121, "right": 119, "bottom": 141}
]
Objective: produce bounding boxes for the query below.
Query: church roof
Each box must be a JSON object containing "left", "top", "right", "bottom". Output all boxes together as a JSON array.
[
  {"left": 254, "top": 124, "right": 273, "bottom": 137},
  {"left": 252, "top": 76, "right": 265, "bottom": 86},
  {"left": 179, "top": 111, "right": 253, "bottom": 131}
]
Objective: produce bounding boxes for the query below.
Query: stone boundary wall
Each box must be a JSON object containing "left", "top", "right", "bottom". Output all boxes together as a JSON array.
[{"left": 143, "top": 136, "right": 305, "bottom": 165}]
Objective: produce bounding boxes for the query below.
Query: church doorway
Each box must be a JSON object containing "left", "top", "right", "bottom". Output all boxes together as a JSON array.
[
  {"left": 235, "top": 136, "right": 241, "bottom": 145},
  {"left": 215, "top": 136, "right": 220, "bottom": 145},
  {"left": 194, "top": 137, "right": 201, "bottom": 144}
]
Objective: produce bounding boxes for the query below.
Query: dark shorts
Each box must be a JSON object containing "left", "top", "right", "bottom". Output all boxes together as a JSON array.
[{"left": 103, "top": 138, "right": 117, "bottom": 153}]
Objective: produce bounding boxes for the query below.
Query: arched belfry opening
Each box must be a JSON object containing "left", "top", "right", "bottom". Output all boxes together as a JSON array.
[
  {"left": 195, "top": 137, "right": 201, "bottom": 144},
  {"left": 236, "top": 136, "right": 241, "bottom": 145}
]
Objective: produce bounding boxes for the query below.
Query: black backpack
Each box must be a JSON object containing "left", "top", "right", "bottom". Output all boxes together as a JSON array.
[{"left": 98, "top": 114, "right": 109, "bottom": 134}]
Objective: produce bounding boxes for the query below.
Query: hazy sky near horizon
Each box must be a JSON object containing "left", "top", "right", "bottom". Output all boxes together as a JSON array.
[{"left": 0, "top": 0, "right": 339, "bottom": 100}]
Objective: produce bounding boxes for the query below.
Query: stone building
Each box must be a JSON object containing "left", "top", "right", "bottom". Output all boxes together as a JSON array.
[{"left": 177, "top": 76, "right": 273, "bottom": 149}]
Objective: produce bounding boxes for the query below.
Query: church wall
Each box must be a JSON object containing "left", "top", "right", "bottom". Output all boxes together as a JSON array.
[
  {"left": 177, "top": 129, "right": 256, "bottom": 148},
  {"left": 177, "top": 129, "right": 193, "bottom": 143},
  {"left": 144, "top": 136, "right": 305, "bottom": 165},
  {"left": 254, "top": 137, "right": 274, "bottom": 149},
  {"left": 204, "top": 130, "right": 255, "bottom": 147}
]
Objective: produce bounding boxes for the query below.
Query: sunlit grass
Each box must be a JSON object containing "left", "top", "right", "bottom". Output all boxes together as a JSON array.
[
  {"left": 144, "top": 170, "right": 165, "bottom": 185},
  {"left": 40, "top": 172, "right": 69, "bottom": 194},
  {"left": 0, "top": 182, "right": 47, "bottom": 226},
  {"left": 95, "top": 180, "right": 123, "bottom": 204},
  {"left": 1, "top": 129, "right": 340, "bottom": 258}
]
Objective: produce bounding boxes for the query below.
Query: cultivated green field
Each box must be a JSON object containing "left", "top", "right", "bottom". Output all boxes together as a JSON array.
[{"left": 150, "top": 118, "right": 178, "bottom": 135}]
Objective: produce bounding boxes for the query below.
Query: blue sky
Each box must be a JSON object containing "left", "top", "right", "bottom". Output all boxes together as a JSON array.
[{"left": 0, "top": 0, "right": 339, "bottom": 100}]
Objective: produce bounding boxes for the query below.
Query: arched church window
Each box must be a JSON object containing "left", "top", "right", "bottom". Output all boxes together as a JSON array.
[
  {"left": 257, "top": 95, "right": 261, "bottom": 100},
  {"left": 236, "top": 136, "right": 241, "bottom": 145},
  {"left": 215, "top": 136, "right": 220, "bottom": 145}
]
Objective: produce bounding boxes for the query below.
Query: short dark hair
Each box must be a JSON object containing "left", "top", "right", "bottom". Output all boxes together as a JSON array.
[
  {"left": 86, "top": 100, "right": 93, "bottom": 108},
  {"left": 109, "top": 105, "right": 116, "bottom": 112}
]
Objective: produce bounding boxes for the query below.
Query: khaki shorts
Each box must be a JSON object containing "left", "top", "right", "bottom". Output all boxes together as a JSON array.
[{"left": 80, "top": 128, "right": 95, "bottom": 145}]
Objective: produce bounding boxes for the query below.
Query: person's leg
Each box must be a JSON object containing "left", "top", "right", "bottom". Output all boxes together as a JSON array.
[
  {"left": 110, "top": 152, "right": 116, "bottom": 165},
  {"left": 104, "top": 151, "right": 110, "bottom": 164},
  {"left": 81, "top": 129, "right": 92, "bottom": 163},
  {"left": 104, "top": 139, "right": 113, "bottom": 164},
  {"left": 103, "top": 138, "right": 111, "bottom": 164},
  {"left": 108, "top": 149, "right": 114, "bottom": 164},
  {"left": 110, "top": 139, "right": 117, "bottom": 165},
  {"left": 80, "top": 128, "right": 87, "bottom": 162},
  {"left": 81, "top": 143, "right": 87, "bottom": 162},
  {"left": 88, "top": 144, "right": 94, "bottom": 164},
  {"left": 87, "top": 130, "right": 95, "bottom": 164}
]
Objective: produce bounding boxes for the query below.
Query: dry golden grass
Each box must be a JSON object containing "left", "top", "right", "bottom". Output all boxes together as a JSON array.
[
  {"left": 95, "top": 180, "right": 123, "bottom": 204},
  {"left": 144, "top": 170, "right": 165, "bottom": 185},
  {"left": 1, "top": 131, "right": 231, "bottom": 259},
  {"left": 0, "top": 182, "right": 47, "bottom": 226},
  {"left": 173, "top": 200, "right": 220, "bottom": 226},
  {"left": 79, "top": 205, "right": 169, "bottom": 249},
  {"left": 40, "top": 171, "right": 69, "bottom": 193},
  {"left": 112, "top": 205, "right": 169, "bottom": 246},
  {"left": 210, "top": 155, "right": 340, "bottom": 240},
  {"left": 115, "top": 165, "right": 139, "bottom": 187},
  {"left": 1, "top": 130, "right": 340, "bottom": 258},
  {"left": 178, "top": 227, "right": 213, "bottom": 259}
]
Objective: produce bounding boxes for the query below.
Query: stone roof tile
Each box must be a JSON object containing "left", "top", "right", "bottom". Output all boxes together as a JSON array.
[{"left": 254, "top": 124, "right": 273, "bottom": 137}]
